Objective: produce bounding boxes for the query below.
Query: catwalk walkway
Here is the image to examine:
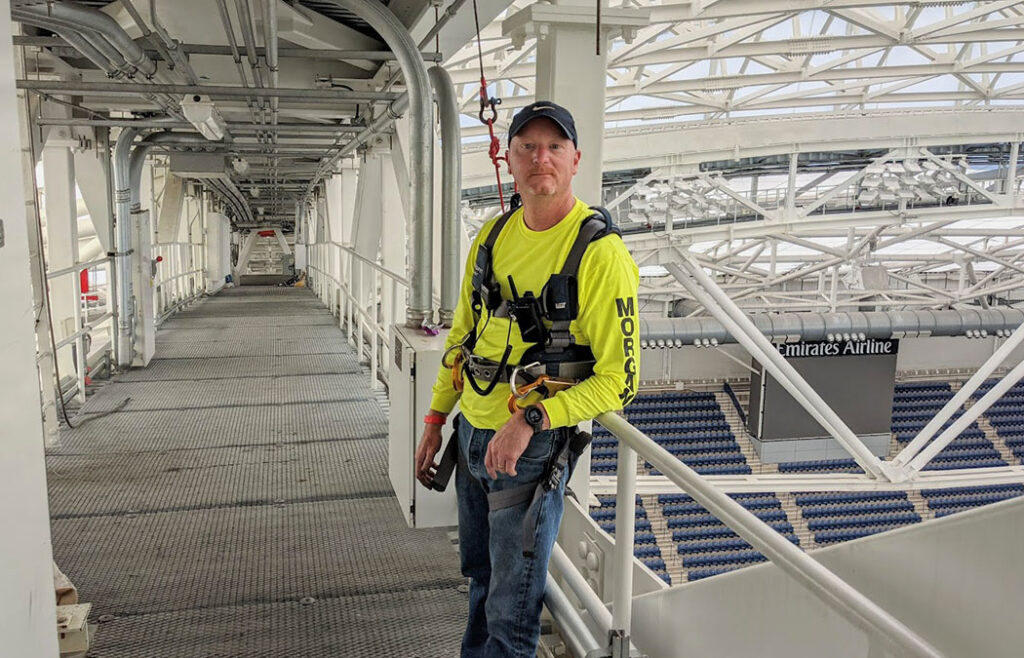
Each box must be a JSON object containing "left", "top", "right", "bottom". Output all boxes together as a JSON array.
[{"left": 47, "top": 286, "right": 465, "bottom": 657}]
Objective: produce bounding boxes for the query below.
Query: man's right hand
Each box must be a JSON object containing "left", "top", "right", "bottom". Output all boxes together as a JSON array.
[{"left": 415, "top": 424, "right": 444, "bottom": 488}]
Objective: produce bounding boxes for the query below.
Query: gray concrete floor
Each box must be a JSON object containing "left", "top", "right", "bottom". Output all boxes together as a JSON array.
[{"left": 48, "top": 286, "right": 466, "bottom": 657}]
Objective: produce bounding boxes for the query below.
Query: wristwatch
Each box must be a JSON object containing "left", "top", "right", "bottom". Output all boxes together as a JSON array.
[{"left": 523, "top": 404, "right": 546, "bottom": 434}]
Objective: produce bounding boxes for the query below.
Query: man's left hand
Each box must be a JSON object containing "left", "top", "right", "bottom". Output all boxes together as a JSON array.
[{"left": 485, "top": 407, "right": 549, "bottom": 479}]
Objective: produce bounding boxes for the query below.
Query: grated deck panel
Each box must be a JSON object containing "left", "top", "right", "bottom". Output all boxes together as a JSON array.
[
  {"left": 75, "top": 374, "right": 371, "bottom": 413},
  {"left": 154, "top": 324, "right": 347, "bottom": 343},
  {"left": 151, "top": 338, "right": 351, "bottom": 359},
  {"left": 47, "top": 438, "right": 391, "bottom": 517},
  {"left": 51, "top": 498, "right": 463, "bottom": 617},
  {"left": 116, "top": 354, "right": 361, "bottom": 381},
  {"left": 49, "top": 287, "right": 466, "bottom": 656},
  {"left": 83, "top": 589, "right": 465, "bottom": 657},
  {"left": 58, "top": 402, "right": 386, "bottom": 452}
]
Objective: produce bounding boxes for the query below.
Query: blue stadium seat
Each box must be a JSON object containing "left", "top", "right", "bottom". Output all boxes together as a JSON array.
[
  {"left": 683, "top": 550, "right": 768, "bottom": 568},
  {"left": 687, "top": 567, "right": 738, "bottom": 581}
]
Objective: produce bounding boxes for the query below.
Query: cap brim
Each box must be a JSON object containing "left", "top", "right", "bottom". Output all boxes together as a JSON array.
[{"left": 510, "top": 110, "right": 576, "bottom": 144}]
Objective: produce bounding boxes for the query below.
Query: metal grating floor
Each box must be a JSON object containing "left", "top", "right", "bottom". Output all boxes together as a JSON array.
[{"left": 48, "top": 287, "right": 465, "bottom": 657}]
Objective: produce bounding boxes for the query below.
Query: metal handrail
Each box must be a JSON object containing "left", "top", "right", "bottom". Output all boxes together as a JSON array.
[
  {"left": 333, "top": 242, "right": 409, "bottom": 287},
  {"left": 597, "top": 411, "right": 945, "bottom": 658},
  {"left": 155, "top": 267, "right": 203, "bottom": 288},
  {"left": 46, "top": 256, "right": 112, "bottom": 280}
]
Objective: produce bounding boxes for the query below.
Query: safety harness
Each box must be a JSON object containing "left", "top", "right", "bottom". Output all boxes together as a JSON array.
[
  {"left": 432, "top": 201, "right": 621, "bottom": 556},
  {"left": 445, "top": 197, "right": 622, "bottom": 405}
]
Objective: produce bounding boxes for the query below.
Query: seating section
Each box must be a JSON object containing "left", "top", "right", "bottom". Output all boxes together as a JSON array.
[
  {"left": 590, "top": 495, "right": 672, "bottom": 585},
  {"left": 977, "top": 379, "right": 1024, "bottom": 464},
  {"left": 585, "top": 380, "right": 1023, "bottom": 586},
  {"left": 793, "top": 491, "right": 921, "bottom": 544},
  {"left": 591, "top": 391, "right": 751, "bottom": 477},
  {"left": 920, "top": 483, "right": 1024, "bottom": 518},
  {"left": 890, "top": 382, "right": 1007, "bottom": 470},
  {"left": 661, "top": 492, "right": 799, "bottom": 581}
]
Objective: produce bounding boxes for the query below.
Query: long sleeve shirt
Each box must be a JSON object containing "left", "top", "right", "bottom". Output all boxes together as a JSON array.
[{"left": 429, "top": 198, "right": 639, "bottom": 430}]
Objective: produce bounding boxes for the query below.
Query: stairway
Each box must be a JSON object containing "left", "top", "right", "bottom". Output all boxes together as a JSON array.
[{"left": 643, "top": 494, "right": 687, "bottom": 585}]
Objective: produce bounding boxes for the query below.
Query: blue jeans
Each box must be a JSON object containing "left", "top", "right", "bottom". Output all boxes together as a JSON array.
[{"left": 456, "top": 416, "right": 570, "bottom": 658}]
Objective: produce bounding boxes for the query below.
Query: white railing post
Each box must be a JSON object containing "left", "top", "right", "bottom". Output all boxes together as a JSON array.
[
  {"left": 611, "top": 440, "right": 637, "bottom": 637},
  {"left": 72, "top": 266, "right": 86, "bottom": 403}
]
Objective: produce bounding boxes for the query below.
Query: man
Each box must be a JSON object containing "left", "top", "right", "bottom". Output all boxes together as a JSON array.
[{"left": 414, "top": 101, "right": 639, "bottom": 657}]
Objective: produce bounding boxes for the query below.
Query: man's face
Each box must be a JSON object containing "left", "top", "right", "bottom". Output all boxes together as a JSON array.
[{"left": 507, "top": 117, "right": 581, "bottom": 201}]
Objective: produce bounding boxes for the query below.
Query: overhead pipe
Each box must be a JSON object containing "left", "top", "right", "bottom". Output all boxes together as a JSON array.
[
  {"left": 18, "top": 2, "right": 156, "bottom": 77},
  {"left": 11, "top": 9, "right": 134, "bottom": 77},
  {"left": 233, "top": 0, "right": 267, "bottom": 123},
  {"left": 11, "top": 14, "right": 119, "bottom": 77},
  {"left": 15, "top": 79, "right": 398, "bottom": 103},
  {"left": 114, "top": 128, "right": 139, "bottom": 367},
  {"left": 215, "top": 0, "right": 260, "bottom": 128},
  {"left": 262, "top": 1, "right": 280, "bottom": 197},
  {"left": 316, "top": 0, "right": 434, "bottom": 327},
  {"left": 638, "top": 308, "right": 1024, "bottom": 346},
  {"left": 13, "top": 4, "right": 183, "bottom": 118},
  {"left": 119, "top": 0, "right": 174, "bottom": 75},
  {"left": 428, "top": 65, "right": 461, "bottom": 327},
  {"left": 146, "top": 0, "right": 200, "bottom": 84},
  {"left": 384, "top": 0, "right": 470, "bottom": 91}
]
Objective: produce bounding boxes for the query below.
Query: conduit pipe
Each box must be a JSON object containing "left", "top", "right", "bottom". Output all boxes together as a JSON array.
[
  {"left": 638, "top": 308, "right": 1024, "bottom": 346},
  {"left": 262, "top": 1, "right": 280, "bottom": 190},
  {"left": 11, "top": 14, "right": 118, "bottom": 77},
  {"left": 114, "top": 128, "right": 139, "bottom": 367},
  {"left": 234, "top": 0, "right": 266, "bottom": 118},
  {"left": 13, "top": 4, "right": 182, "bottom": 117},
  {"left": 428, "top": 65, "right": 461, "bottom": 327},
  {"left": 317, "top": 0, "right": 434, "bottom": 327},
  {"left": 18, "top": 2, "right": 156, "bottom": 77},
  {"left": 11, "top": 10, "right": 133, "bottom": 77},
  {"left": 147, "top": 0, "right": 200, "bottom": 84},
  {"left": 384, "top": 0, "right": 470, "bottom": 92},
  {"left": 215, "top": 0, "right": 260, "bottom": 127}
]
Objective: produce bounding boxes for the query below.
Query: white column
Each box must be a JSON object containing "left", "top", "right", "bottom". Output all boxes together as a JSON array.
[
  {"left": 532, "top": 0, "right": 609, "bottom": 205},
  {"left": 0, "top": 8, "right": 61, "bottom": 654},
  {"left": 206, "top": 206, "right": 230, "bottom": 294},
  {"left": 42, "top": 117, "right": 82, "bottom": 400},
  {"left": 15, "top": 44, "right": 59, "bottom": 446}
]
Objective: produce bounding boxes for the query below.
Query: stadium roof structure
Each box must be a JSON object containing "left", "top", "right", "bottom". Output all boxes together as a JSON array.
[{"left": 450, "top": 1, "right": 1024, "bottom": 315}]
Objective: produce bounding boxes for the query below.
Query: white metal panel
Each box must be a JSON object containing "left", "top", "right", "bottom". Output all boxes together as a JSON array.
[
  {"left": 388, "top": 324, "right": 459, "bottom": 528},
  {"left": 0, "top": 9, "right": 60, "bottom": 654},
  {"left": 629, "top": 497, "right": 1024, "bottom": 658}
]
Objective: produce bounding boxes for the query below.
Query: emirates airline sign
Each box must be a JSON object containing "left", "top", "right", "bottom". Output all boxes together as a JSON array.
[{"left": 775, "top": 339, "right": 899, "bottom": 358}]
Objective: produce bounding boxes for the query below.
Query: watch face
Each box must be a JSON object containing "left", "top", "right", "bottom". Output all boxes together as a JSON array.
[{"left": 525, "top": 406, "right": 543, "bottom": 428}]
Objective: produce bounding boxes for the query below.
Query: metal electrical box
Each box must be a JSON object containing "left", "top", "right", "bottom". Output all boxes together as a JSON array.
[{"left": 388, "top": 323, "right": 458, "bottom": 528}]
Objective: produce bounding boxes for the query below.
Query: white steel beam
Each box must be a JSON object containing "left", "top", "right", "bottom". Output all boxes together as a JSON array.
[{"left": 668, "top": 258, "right": 895, "bottom": 481}]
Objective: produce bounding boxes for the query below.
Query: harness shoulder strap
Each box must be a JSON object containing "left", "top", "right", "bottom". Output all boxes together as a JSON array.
[
  {"left": 546, "top": 206, "right": 621, "bottom": 349},
  {"left": 558, "top": 205, "right": 621, "bottom": 278}
]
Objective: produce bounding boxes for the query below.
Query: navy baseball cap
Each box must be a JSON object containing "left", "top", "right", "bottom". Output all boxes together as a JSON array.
[{"left": 508, "top": 101, "right": 578, "bottom": 147}]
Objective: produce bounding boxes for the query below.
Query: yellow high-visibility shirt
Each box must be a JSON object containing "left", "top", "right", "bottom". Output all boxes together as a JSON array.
[{"left": 430, "top": 198, "right": 640, "bottom": 430}]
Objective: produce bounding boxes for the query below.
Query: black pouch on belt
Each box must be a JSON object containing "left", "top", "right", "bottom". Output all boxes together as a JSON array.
[{"left": 429, "top": 415, "right": 461, "bottom": 492}]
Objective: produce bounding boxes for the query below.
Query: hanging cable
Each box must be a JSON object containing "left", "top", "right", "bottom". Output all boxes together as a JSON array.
[{"left": 472, "top": 0, "right": 511, "bottom": 212}]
